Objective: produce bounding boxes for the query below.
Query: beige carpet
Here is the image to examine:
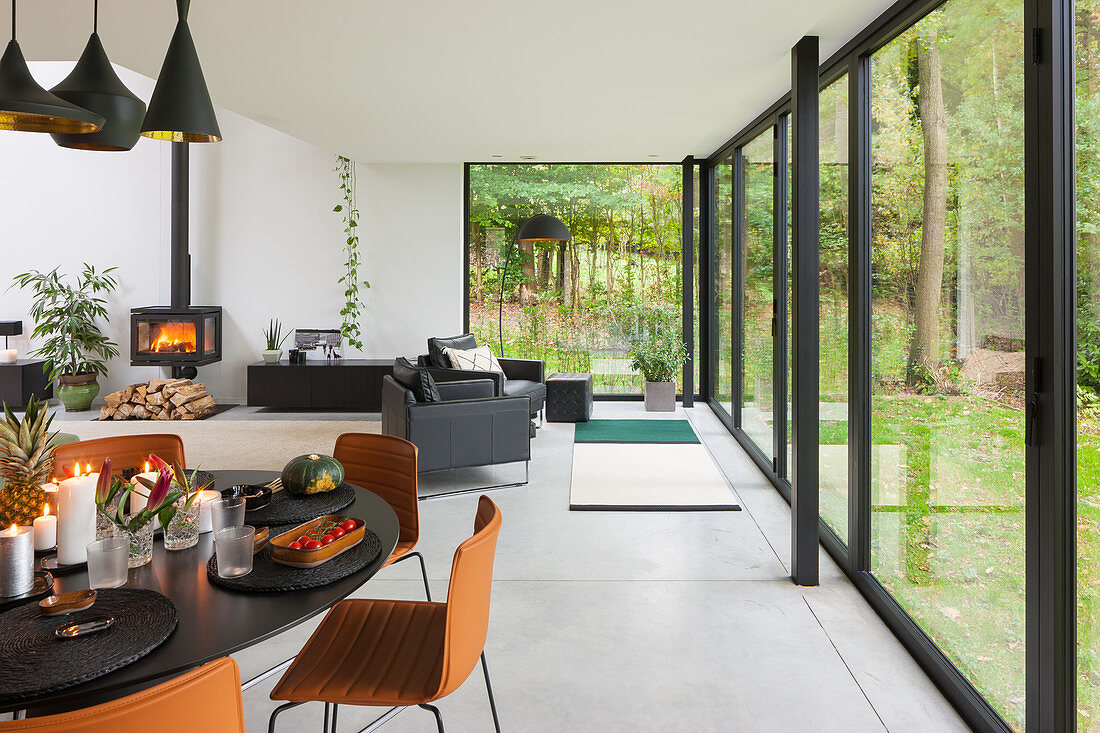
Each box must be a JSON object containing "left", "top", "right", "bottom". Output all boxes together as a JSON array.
[
  {"left": 58, "top": 420, "right": 382, "bottom": 471},
  {"left": 569, "top": 442, "right": 742, "bottom": 511}
]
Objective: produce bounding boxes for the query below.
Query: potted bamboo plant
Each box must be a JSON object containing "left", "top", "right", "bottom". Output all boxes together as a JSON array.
[
  {"left": 628, "top": 325, "right": 688, "bottom": 412},
  {"left": 12, "top": 265, "right": 120, "bottom": 412}
]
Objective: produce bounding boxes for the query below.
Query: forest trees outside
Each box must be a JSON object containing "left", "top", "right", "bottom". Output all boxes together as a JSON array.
[{"left": 467, "top": 165, "right": 693, "bottom": 395}]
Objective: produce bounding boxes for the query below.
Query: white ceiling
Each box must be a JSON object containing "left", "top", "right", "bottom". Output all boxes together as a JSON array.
[{"left": 9, "top": 0, "right": 894, "bottom": 163}]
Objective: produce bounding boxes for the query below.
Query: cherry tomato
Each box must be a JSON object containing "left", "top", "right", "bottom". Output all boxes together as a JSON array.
[
  {"left": 304, "top": 539, "right": 322, "bottom": 550},
  {"left": 330, "top": 527, "right": 346, "bottom": 539},
  {"left": 339, "top": 520, "right": 357, "bottom": 532},
  {"left": 320, "top": 534, "right": 336, "bottom": 546},
  {"left": 297, "top": 535, "right": 311, "bottom": 545},
  {"left": 288, "top": 541, "right": 302, "bottom": 550}
]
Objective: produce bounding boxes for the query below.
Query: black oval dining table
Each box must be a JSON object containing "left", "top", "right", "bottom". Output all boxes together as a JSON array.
[{"left": 3, "top": 470, "right": 399, "bottom": 716}]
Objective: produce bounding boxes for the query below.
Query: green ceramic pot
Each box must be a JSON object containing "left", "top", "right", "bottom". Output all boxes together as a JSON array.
[{"left": 57, "top": 373, "right": 100, "bottom": 412}]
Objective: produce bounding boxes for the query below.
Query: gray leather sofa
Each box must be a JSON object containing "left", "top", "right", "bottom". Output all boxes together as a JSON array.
[
  {"left": 381, "top": 374, "right": 531, "bottom": 474},
  {"left": 416, "top": 334, "right": 546, "bottom": 420}
]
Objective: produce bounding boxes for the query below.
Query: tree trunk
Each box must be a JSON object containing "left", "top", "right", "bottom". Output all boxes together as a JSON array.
[
  {"left": 555, "top": 243, "right": 566, "bottom": 298},
  {"left": 906, "top": 31, "right": 948, "bottom": 387},
  {"left": 518, "top": 239, "right": 536, "bottom": 305}
]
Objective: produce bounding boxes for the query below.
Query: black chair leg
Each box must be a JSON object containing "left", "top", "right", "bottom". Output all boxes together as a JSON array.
[
  {"left": 268, "top": 701, "right": 304, "bottom": 733},
  {"left": 481, "top": 653, "right": 502, "bottom": 733},
  {"left": 419, "top": 703, "right": 445, "bottom": 733},
  {"left": 331, "top": 703, "right": 339, "bottom": 733},
  {"left": 324, "top": 703, "right": 331, "bottom": 733},
  {"left": 413, "top": 551, "right": 432, "bottom": 601},
  {"left": 390, "top": 551, "right": 432, "bottom": 601}
]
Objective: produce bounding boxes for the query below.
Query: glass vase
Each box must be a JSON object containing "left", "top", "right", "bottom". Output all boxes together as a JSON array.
[
  {"left": 95, "top": 496, "right": 121, "bottom": 540},
  {"left": 163, "top": 496, "right": 200, "bottom": 551},
  {"left": 117, "top": 516, "right": 154, "bottom": 568}
]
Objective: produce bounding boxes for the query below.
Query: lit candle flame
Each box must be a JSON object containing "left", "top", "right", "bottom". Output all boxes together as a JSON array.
[
  {"left": 72, "top": 461, "right": 80, "bottom": 477},
  {"left": 85, "top": 463, "right": 92, "bottom": 475},
  {"left": 143, "top": 460, "right": 150, "bottom": 472},
  {"left": 42, "top": 504, "right": 50, "bottom": 518},
  {"left": 6, "top": 524, "right": 16, "bottom": 536}
]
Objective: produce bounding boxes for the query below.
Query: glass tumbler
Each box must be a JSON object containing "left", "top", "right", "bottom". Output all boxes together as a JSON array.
[
  {"left": 209, "top": 496, "right": 246, "bottom": 534},
  {"left": 214, "top": 525, "right": 255, "bottom": 578},
  {"left": 86, "top": 537, "right": 129, "bottom": 589}
]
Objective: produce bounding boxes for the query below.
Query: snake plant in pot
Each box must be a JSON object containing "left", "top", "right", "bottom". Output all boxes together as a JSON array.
[
  {"left": 11, "top": 266, "right": 120, "bottom": 412},
  {"left": 262, "top": 319, "right": 289, "bottom": 364},
  {"left": 628, "top": 325, "right": 688, "bottom": 412}
]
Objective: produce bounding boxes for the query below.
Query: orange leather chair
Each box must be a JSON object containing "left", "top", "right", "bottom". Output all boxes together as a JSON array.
[
  {"left": 51, "top": 434, "right": 186, "bottom": 479},
  {"left": 334, "top": 433, "right": 432, "bottom": 600},
  {"left": 0, "top": 658, "right": 244, "bottom": 732},
  {"left": 269, "top": 496, "right": 503, "bottom": 733}
]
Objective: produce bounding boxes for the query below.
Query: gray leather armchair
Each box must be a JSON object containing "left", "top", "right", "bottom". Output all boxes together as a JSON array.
[
  {"left": 417, "top": 334, "right": 546, "bottom": 419},
  {"left": 381, "top": 375, "right": 532, "bottom": 475}
]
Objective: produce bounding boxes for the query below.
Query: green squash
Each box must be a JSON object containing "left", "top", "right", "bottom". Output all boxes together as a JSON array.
[{"left": 281, "top": 454, "right": 344, "bottom": 495}]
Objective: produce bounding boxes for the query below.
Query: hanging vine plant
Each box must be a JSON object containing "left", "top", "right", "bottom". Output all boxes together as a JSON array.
[{"left": 333, "top": 155, "right": 368, "bottom": 351}]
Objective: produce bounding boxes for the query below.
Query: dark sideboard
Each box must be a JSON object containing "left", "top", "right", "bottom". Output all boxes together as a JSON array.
[
  {"left": 0, "top": 359, "right": 53, "bottom": 409},
  {"left": 247, "top": 359, "right": 393, "bottom": 411}
]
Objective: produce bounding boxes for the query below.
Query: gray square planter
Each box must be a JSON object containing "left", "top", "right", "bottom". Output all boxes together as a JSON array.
[{"left": 644, "top": 381, "right": 676, "bottom": 412}]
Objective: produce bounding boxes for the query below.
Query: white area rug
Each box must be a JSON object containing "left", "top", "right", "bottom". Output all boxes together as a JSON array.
[{"left": 569, "top": 442, "right": 742, "bottom": 511}]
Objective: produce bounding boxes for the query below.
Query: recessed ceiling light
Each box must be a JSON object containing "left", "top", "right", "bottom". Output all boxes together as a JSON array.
[
  {"left": 491, "top": 154, "right": 503, "bottom": 158},
  {"left": 520, "top": 155, "right": 537, "bottom": 160},
  {"left": 648, "top": 154, "right": 659, "bottom": 158}
]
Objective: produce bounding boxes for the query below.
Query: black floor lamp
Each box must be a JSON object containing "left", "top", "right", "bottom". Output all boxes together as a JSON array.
[{"left": 498, "top": 214, "right": 571, "bottom": 357}]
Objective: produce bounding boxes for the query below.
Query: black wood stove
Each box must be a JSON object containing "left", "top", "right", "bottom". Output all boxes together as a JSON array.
[{"left": 130, "top": 144, "right": 222, "bottom": 379}]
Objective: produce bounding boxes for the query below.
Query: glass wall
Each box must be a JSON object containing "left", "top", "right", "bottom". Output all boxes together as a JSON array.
[
  {"left": 741, "top": 131, "right": 777, "bottom": 460},
  {"left": 714, "top": 157, "right": 734, "bottom": 414},
  {"left": 820, "top": 76, "right": 850, "bottom": 542},
  {"left": 467, "top": 164, "right": 690, "bottom": 395},
  {"left": 1078, "top": 2, "right": 1100, "bottom": 727},
  {"left": 868, "top": 0, "right": 1025, "bottom": 728}
]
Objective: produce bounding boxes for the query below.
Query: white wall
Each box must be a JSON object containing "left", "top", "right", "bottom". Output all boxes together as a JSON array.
[{"left": 0, "top": 63, "right": 463, "bottom": 405}]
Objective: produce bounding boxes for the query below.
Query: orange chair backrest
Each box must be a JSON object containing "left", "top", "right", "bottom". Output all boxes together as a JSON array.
[
  {"left": 436, "top": 495, "right": 502, "bottom": 698},
  {"left": 334, "top": 433, "right": 419, "bottom": 546},
  {"left": 0, "top": 658, "right": 244, "bottom": 732},
  {"left": 51, "top": 434, "right": 186, "bottom": 480}
]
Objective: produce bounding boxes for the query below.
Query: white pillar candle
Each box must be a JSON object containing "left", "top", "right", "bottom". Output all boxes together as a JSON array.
[
  {"left": 33, "top": 504, "right": 56, "bottom": 552},
  {"left": 129, "top": 472, "right": 162, "bottom": 529},
  {"left": 0, "top": 349, "right": 16, "bottom": 364},
  {"left": 57, "top": 473, "right": 98, "bottom": 565},
  {"left": 196, "top": 489, "right": 221, "bottom": 533},
  {"left": 0, "top": 524, "right": 34, "bottom": 596}
]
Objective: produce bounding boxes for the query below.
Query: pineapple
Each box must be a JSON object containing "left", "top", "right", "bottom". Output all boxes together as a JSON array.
[{"left": 0, "top": 396, "right": 58, "bottom": 525}]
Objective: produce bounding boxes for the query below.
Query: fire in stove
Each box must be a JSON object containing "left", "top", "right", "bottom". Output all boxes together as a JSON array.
[{"left": 147, "top": 322, "right": 198, "bottom": 353}]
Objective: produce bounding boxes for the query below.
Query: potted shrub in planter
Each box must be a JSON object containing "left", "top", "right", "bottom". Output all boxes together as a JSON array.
[
  {"left": 628, "top": 325, "right": 688, "bottom": 412},
  {"left": 262, "top": 319, "right": 289, "bottom": 363},
  {"left": 12, "top": 265, "right": 120, "bottom": 412}
]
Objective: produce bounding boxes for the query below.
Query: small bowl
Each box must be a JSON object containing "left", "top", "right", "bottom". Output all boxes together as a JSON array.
[
  {"left": 253, "top": 526, "right": 270, "bottom": 554},
  {"left": 40, "top": 589, "right": 96, "bottom": 616},
  {"left": 222, "top": 484, "right": 272, "bottom": 512}
]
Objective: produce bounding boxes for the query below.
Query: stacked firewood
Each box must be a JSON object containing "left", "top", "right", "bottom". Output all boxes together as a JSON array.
[{"left": 99, "top": 379, "right": 216, "bottom": 421}]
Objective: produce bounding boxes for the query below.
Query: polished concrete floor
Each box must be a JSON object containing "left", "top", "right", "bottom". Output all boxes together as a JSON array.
[{"left": 225, "top": 402, "right": 970, "bottom": 733}]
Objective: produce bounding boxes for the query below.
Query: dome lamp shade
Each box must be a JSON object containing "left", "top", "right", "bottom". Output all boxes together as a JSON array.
[
  {"left": 50, "top": 8, "right": 147, "bottom": 151},
  {"left": 0, "top": 2, "right": 104, "bottom": 134},
  {"left": 517, "top": 214, "right": 571, "bottom": 242},
  {"left": 140, "top": 0, "right": 220, "bottom": 143}
]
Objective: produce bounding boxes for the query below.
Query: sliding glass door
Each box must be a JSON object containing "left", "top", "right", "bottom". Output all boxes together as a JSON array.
[
  {"left": 714, "top": 157, "right": 734, "bottom": 416},
  {"left": 868, "top": 0, "right": 1025, "bottom": 727}
]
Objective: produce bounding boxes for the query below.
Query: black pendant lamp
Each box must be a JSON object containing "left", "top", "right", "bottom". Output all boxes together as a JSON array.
[
  {"left": 0, "top": 0, "right": 104, "bottom": 134},
  {"left": 140, "top": 0, "right": 220, "bottom": 142},
  {"left": 50, "top": 1, "right": 146, "bottom": 151}
]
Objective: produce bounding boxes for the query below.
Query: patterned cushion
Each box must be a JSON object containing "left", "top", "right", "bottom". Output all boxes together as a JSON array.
[{"left": 444, "top": 345, "right": 505, "bottom": 377}]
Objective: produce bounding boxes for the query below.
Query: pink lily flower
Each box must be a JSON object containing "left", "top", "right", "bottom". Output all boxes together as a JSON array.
[
  {"left": 95, "top": 457, "right": 112, "bottom": 503},
  {"left": 145, "top": 453, "right": 173, "bottom": 510}
]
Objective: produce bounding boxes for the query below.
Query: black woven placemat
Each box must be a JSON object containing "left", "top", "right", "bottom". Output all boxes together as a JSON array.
[
  {"left": 0, "top": 588, "right": 177, "bottom": 705},
  {"left": 240, "top": 483, "right": 356, "bottom": 527},
  {"left": 207, "top": 529, "right": 382, "bottom": 592}
]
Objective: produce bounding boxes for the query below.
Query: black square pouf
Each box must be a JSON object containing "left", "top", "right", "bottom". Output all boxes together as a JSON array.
[{"left": 546, "top": 373, "right": 593, "bottom": 422}]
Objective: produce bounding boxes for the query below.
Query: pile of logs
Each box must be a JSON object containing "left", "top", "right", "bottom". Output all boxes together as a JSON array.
[{"left": 99, "top": 379, "right": 216, "bottom": 421}]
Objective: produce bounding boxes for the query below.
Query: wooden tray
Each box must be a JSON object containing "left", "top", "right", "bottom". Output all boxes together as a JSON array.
[{"left": 270, "top": 515, "right": 364, "bottom": 568}]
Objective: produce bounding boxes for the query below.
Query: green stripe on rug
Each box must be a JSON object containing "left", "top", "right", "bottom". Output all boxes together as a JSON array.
[{"left": 573, "top": 419, "right": 699, "bottom": 444}]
